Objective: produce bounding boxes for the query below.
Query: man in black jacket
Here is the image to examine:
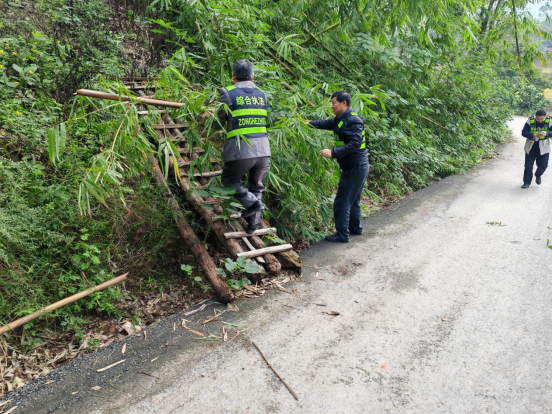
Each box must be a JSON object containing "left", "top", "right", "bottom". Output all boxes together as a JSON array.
[{"left": 306, "top": 91, "right": 369, "bottom": 243}]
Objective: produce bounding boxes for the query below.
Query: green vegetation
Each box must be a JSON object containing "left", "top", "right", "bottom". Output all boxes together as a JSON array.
[{"left": 1, "top": 0, "right": 551, "bottom": 334}]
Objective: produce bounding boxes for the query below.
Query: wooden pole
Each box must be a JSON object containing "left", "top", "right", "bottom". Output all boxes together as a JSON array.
[
  {"left": 149, "top": 155, "right": 234, "bottom": 303},
  {"left": 0, "top": 274, "right": 128, "bottom": 335},
  {"left": 75, "top": 89, "right": 185, "bottom": 108}
]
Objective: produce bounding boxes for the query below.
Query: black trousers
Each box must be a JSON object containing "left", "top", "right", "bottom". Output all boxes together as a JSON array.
[
  {"left": 221, "top": 156, "right": 270, "bottom": 225},
  {"left": 524, "top": 143, "right": 549, "bottom": 185}
]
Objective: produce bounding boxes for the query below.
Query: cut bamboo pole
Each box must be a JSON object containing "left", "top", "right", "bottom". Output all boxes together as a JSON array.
[
  {"left": 224, "top": 227, "right": 277, "bottom": 239},
  {"left": 149, "top": 155, "right": 234, "bottom": 303},
  {"left": 237, "top": 244, "right": 293, "bottom": 258},
  {"left": 76, "top": 89, "right": 185, "bottom": 108},
  {"left": 0, "top": 274, "right": 128, "bottom": 335}
]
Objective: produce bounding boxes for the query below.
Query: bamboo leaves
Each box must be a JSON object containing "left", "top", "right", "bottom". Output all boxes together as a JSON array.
[{"left": 47, "top": 123, "right": 66, "bottom": 165}]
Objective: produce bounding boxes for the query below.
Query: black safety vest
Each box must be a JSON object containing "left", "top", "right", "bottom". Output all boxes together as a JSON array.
[
  {"left": 224, "top": 85, "right": 268, "bottom": 140},
  {"left": 334, "top": 111, "right": 366, "bottom": 150}
]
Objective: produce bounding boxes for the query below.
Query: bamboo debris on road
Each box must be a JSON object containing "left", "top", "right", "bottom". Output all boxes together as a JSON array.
[
  {"left": 96, "top": 359, "right": 126, "bottom": 373},
  {"left": 252, "top": 341, "right": 299, "bottom": 401}
]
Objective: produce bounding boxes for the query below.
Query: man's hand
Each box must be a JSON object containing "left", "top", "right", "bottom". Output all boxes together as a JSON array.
[
  {"left": 533, "top": 133, "right": 539, "bottom": 138},
  {"left": 304, "top": 120, "right": 311, "bottom": 126},
  {"left": 319, "top": 149, "right": 332, "bottom": 158},
  {"left": 540, "top": 131, "right": 547, "bottom": 138}
]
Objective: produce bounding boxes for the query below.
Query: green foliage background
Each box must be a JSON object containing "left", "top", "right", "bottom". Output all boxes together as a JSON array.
[{"left": 1, "top": 0, "right": 551, "bottom": 331}]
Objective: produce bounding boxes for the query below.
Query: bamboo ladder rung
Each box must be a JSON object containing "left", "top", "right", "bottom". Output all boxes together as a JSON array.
[
  {"left": 212, "top": 214, "right": 241, "bottom": 222},
  {"left": 120, "top": 77, "right": 160, "bottom": 81},
  {"left": 190, "top": 184, "right": 210, "bottom": 190},
  {"left": 241, "top": 236, "right": 266, "bottom": 264},
  {"left": 125, "top": 84, "right": 150, "bottom": 90},
  {"left": 183, "top": 170, "right": 222, "bottom": 178},
  {"left": 200, "top": 199, "right": 220, "bottom": 205},
  {"left": 152, "top": 124, "right": 189, "bottom": 130},
  {"left": 224, "top": 227, "right": 277, "bottom": 239},
  {"left": 237, "top": 244, "right": 294, "bottom": 258},
  {"left": 174, "top": 157, "right": 218, "bottom": 167},
  {"left": 177, "top": 147, "right": 205, "bottom": 155}
]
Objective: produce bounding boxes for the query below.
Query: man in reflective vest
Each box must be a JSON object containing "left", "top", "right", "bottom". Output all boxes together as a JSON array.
[
  {"left": 306, "top": 91, "right": 369, "bottom": 243},
  {"left": 218, "top": 59, "right": 271, "bottom": 233},
  {"left": 521, "top": 109, "right": 552, "bottom": 188}
]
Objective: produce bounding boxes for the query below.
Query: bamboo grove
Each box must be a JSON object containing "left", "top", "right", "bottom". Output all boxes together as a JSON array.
[{"left": 49, "top": 0, "right": 552, "bottom": 239}]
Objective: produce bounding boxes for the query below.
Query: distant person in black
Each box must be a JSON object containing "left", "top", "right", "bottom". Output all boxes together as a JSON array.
[
  {"left": 305, "top": 91, "right": 369, "bottom": 243},
  {"left": 521, "top": 109, "right": 551, "bottom": 189}
]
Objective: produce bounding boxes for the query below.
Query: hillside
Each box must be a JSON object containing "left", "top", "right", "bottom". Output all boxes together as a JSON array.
[{"left": 0, "top": 0, "right": 550, "bottom": 395}]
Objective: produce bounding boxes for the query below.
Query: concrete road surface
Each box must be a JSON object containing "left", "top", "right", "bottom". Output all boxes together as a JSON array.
[{"left": 11, "top": 116, "right": 552, "bottom": 413}]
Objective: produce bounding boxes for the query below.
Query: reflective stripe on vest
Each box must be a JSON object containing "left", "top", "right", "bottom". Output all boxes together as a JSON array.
[
  {"left": 529, "top": 117, "right": 551, "bottom": 133},
  {"left": 227, "top": 127, "right": 267, "bottom": 138},
  {"left": 335, "top": 111, "right": 366, "bottom": 150},
  {"left": 224, "top": 84, "right": 268, "bottom": 140}
]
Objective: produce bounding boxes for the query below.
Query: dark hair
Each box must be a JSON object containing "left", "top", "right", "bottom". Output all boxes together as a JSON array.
[
  {"left": 232, "top": 59, "right": 254, "bottom": 81},
  {"left": 536, "top": 109, "right": 547, "bottom": 116},
  {"left": 331, "top": 91, "right": 351, "bottom": 107}
]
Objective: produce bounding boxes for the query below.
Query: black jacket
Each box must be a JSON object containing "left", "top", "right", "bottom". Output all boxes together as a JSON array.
[{"left": 310, "top": 108, "right": 368, "bottom": 170}]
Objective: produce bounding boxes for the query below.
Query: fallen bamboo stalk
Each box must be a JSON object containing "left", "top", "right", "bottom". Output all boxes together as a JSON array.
[
  {"left": 149, "top": 155, "right": 234, "bottom": 304},
  {"left": 0, "top": 274, "right": 128, "bottom": 335},
  {"left": 237, "top": 244, "right": 293, "bottom": 258},
  {"left": 252, "top": 341, "right": 299, "bottom": 401},
  {"left": 76, "top": 89, "right": 185, "bottom": 108}
]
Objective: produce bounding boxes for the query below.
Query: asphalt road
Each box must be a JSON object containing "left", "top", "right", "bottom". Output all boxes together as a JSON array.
[{"left": 9, "top": 116, "right": 552, "bottom": 413}]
